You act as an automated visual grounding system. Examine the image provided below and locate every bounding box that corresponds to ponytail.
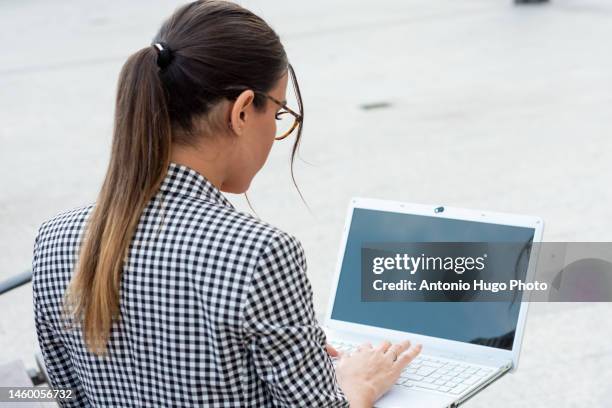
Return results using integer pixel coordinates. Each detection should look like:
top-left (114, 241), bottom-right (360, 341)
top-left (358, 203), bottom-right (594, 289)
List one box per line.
top-left (65, 46), bottom-right (172, 355)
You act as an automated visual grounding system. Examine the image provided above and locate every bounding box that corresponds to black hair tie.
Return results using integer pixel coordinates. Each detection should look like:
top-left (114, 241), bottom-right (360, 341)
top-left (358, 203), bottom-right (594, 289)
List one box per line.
top-left (153, 42), bottom-right (174, 70)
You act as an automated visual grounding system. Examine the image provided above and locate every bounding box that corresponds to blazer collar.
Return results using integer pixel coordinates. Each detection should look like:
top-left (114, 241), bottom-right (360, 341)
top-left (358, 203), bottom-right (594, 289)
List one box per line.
top-left (159, 161), bottom-right (234, 209)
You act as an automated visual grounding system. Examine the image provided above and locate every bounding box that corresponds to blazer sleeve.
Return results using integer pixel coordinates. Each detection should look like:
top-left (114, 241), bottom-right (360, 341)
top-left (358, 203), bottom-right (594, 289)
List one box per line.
top-left (242, 231), bottom-right (349, 407)
top-left (32, 225), bottom-right (89, 407)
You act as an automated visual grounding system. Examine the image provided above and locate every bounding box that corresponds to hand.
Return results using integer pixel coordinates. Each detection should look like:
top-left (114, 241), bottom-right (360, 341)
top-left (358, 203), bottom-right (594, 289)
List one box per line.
top-left (335, 340), bottom-right (422, 408)
top-left (325, 343), bottom-right (340, 358)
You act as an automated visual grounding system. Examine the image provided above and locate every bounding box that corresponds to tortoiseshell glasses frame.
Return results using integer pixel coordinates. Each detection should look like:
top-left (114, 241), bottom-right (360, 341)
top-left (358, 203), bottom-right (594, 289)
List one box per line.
top-left (255, 92), bottom-right (302, 140)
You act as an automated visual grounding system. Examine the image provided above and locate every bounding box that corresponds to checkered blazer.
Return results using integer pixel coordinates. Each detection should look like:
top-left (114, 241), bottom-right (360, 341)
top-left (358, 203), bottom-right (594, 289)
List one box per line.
top-left (32, 162), bottom-right (349, 407)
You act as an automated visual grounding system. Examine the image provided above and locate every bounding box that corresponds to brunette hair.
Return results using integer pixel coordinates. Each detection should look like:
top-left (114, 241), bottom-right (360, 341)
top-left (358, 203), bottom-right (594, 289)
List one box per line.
top-left (65, 0), bottom-right (302, 355)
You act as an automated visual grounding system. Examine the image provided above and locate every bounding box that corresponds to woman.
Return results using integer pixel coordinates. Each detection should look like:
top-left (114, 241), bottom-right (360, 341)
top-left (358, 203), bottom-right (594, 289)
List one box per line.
top-left (32, 1), bottom-right (421, 406)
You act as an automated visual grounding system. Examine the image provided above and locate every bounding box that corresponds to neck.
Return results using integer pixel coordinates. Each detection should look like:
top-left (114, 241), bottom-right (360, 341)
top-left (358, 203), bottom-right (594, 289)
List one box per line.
top-left (169, 143), bottom-right (227, 191)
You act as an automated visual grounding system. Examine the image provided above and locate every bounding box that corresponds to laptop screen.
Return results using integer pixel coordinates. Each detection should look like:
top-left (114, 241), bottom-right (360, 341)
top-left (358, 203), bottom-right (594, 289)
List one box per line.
top-left (330, 207), bottom-right (536, 350)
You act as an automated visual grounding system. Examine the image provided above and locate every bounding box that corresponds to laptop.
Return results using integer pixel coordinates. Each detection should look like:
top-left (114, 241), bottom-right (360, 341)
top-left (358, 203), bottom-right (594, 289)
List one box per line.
top-left (324, 197), bottom-right (544, 407)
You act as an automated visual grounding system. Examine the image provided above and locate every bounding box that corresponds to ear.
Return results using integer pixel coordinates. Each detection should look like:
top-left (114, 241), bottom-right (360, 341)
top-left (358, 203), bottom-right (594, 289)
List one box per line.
top-left (228, 90), bottom-right (255, 136)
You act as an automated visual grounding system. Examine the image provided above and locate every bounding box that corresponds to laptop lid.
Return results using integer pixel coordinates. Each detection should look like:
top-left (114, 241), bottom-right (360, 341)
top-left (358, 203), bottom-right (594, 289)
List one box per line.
top-left (325, 197), bottom-right (544, 370)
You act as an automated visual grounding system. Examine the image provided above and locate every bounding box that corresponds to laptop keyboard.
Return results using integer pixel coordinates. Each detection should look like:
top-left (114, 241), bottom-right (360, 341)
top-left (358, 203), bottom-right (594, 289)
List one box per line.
top-left (331, 340), bottom-right (497, 396)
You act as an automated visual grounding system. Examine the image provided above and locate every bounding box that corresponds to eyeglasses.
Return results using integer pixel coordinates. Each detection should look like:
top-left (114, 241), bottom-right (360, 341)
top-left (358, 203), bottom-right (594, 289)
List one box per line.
top-left (255, 92), bottom-right (302, 140)
top-left (223, 64), bottom-right (303, 141)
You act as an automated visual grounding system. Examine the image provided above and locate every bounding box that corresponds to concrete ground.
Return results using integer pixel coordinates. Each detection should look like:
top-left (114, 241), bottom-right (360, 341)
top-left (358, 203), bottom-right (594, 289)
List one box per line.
top-left (1, 0), bottom-right (611, 406)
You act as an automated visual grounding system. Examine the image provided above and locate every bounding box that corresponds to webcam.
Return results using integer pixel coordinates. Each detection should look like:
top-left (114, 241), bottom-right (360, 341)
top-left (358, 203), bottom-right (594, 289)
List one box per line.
top-left (434, 206), bottom-right (445, 214)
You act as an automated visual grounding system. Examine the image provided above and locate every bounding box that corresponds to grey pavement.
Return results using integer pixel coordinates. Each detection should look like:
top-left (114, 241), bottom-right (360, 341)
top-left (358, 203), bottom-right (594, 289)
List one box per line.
top-left (1, 0), bottom-right (611, 406)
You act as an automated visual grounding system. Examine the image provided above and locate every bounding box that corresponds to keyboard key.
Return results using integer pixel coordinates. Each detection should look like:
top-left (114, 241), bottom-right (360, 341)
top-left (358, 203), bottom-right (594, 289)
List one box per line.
top-left (418, 377), bottom-right (432, 384)
top-left (416, 367), bottom-right (436, 376)
top-left (463, 376), bottom-right (480, 385)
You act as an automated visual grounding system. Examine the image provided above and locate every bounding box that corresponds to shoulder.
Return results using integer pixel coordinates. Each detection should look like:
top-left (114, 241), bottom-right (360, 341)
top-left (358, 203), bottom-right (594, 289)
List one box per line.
top-left (257, 226), bottom-right (306, 270)
top-left (224, 207), bottom-right (305, 266)
top-left (34, 203), bottom-right (95, 251)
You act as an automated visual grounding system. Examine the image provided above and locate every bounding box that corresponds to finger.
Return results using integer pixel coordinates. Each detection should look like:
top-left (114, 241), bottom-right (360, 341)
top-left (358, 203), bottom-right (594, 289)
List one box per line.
top-left (376, 340), bottom-right (392, 353)
top-left (325, 343), bottom-right (339, 357)
top-left (394, 344), bottom-right (423, 370)
top-left (386, 340), bottom-right (411, 361)
top-left (357, 342), bottom-right (373, 351)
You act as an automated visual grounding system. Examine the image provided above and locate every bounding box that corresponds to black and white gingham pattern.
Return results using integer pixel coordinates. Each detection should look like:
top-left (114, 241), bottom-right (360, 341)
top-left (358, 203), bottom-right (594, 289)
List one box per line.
top-left (32, 162), bottom-right (349, 407)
